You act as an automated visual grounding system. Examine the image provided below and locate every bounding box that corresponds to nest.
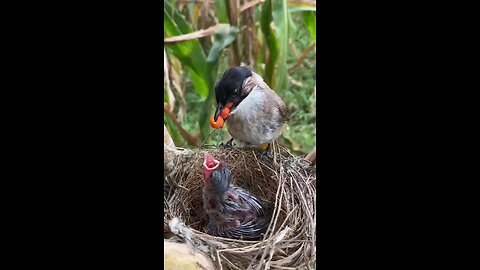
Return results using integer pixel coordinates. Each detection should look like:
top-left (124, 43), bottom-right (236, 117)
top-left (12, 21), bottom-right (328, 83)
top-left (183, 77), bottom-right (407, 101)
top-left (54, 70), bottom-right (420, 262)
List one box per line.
top-left (164, 143), bottom-right (316, 269)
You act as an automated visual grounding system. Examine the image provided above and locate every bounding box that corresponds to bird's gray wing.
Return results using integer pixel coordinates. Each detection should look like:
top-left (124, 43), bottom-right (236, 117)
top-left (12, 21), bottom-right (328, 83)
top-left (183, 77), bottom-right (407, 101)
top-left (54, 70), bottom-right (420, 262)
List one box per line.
top-left (277, 98), bottom-right (289, 122)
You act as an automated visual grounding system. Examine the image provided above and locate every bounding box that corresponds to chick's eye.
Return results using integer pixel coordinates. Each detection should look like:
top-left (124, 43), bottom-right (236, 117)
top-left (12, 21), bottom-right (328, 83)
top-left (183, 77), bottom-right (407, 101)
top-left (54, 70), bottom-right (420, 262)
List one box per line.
top-left (233, 88), bottom-right (239, 93)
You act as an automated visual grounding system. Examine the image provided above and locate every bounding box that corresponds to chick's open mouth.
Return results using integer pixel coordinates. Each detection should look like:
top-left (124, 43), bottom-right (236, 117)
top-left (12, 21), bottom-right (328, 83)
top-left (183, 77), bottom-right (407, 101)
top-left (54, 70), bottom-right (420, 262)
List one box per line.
top-left (204, 153), bottom-right (219, 170)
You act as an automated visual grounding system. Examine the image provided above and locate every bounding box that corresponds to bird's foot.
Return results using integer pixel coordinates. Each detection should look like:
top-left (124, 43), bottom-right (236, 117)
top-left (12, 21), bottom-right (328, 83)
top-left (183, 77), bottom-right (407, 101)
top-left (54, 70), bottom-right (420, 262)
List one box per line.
top-left (226, 138), bottom-right (235, 148)
top-left (258, 143), bottom-right (273, 158)
top-left (219, 138), bottom-right (235, 148)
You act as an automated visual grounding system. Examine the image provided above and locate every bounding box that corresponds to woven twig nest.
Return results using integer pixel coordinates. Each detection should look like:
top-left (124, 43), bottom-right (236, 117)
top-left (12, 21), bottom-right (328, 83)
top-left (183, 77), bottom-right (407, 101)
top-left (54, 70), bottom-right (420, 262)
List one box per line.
top-left (164, 143), bottom-right (316, 269)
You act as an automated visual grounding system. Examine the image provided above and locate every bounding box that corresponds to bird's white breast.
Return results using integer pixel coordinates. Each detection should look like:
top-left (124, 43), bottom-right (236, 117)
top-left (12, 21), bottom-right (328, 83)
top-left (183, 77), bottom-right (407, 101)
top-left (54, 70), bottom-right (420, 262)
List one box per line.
top-left (226, 86), bottom-right (283, 147)
top-left (230, 86), bottom-right (263, 117)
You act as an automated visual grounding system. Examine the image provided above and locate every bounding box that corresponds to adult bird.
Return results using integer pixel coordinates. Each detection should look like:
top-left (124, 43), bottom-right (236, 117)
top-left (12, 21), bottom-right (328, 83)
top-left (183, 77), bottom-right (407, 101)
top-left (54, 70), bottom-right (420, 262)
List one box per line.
top-left (202, 152), bottom-right (272, 240)
top-left (212, 66), bottom-right (289, 152)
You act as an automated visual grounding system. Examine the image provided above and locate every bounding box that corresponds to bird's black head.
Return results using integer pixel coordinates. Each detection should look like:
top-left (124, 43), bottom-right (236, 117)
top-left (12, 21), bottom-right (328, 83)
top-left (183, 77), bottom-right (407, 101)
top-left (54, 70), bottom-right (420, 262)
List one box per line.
top-left (213, 66), bottom-right (252, 121)
top-left (209, 166), bottom-right (232, 194)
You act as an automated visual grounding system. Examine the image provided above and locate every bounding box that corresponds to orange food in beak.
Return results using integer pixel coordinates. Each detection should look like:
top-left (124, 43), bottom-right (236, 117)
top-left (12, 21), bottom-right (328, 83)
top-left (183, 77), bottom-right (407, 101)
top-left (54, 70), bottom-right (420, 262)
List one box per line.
top-left (210, 115), bottom-right (224, 129)
top-left (220, 103), bottom-right (234, 120)
top-left (210, 103), bottom-right (233, 129)
top-left (220, 106), bottom-right (230, 119)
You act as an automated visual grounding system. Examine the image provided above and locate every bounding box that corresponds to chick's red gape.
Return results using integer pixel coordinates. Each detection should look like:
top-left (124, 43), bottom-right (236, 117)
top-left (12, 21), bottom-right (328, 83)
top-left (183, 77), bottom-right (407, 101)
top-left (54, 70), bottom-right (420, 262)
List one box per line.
top-left (203, 153), bottom-right (219, 181)
top-left (203, 153), bottom-right (219, 170)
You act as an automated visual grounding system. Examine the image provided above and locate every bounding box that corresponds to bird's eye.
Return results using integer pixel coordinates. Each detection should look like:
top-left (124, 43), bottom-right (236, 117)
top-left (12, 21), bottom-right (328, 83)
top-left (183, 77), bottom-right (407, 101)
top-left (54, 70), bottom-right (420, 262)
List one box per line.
top-left (233, 88), bottom-right (239, 93)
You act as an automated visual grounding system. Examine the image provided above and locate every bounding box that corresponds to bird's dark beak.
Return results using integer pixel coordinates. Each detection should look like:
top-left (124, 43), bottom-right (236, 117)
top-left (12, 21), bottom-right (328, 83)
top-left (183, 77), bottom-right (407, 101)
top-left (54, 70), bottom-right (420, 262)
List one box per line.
top-left (214, 103), bottom-right (224, 122)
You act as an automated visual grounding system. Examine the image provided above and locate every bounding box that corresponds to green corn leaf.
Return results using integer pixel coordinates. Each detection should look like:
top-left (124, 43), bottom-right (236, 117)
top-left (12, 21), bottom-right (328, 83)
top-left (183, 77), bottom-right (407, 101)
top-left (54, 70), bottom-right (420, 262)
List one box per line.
top-left (260, 0), bottom-right (279, 88)
top-left (164, 83), bottom-right (170, 103)
top-left (301, 11), bottom-right (316, 42)
top-left (164, 1), bottom-right (209, 97)
top-left (214, 0), bottom-right (229, 23)
top-left (168, 0), bottom-right (175, 17)
top-left (288, 11), bottom-right (297, 35)
top-left (199, 25), bottom-right (240, 137)
top-left (206, 26), bottom-right (240, 64)
top-left (187, 3), bottom-right (196, 29)
top-left (164, 1), bottom-right (195, 37)
top-left (288, 6), bottom-right (316, 12)
top-left (272, 0), bottom-right (289, 91)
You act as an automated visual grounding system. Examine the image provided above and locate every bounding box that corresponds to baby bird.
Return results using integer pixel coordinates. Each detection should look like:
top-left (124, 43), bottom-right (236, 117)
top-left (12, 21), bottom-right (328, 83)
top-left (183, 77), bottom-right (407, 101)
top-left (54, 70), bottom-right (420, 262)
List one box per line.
top-left (202, 152), bottom-right (272, 240)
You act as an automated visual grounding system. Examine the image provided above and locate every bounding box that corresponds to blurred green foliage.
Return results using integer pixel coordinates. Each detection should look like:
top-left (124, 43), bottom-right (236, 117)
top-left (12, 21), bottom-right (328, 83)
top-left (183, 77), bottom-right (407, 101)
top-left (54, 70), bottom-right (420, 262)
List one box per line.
top-left (164, 0), bottom-right (316, 156)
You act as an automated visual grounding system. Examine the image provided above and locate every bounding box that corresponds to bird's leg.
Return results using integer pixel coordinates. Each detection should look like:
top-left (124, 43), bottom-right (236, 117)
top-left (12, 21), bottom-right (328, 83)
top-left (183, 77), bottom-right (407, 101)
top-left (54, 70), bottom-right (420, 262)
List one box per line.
top-left (258, 143), bottom-right (269, 151)
top-left (220, 137), bottom-right (235, 148)
top-left (258, 143), bottom-right (273, 157)
top-left (225, 137), bottom-right (235, 148)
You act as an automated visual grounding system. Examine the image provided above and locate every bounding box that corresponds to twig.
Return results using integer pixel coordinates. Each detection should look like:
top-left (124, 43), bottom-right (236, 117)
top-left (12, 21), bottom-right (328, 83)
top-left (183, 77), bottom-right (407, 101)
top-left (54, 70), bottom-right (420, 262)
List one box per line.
top-left (305, 147), bottom-right (316, 165)
top-left (226, 0), bottom-right (241, 66)
top-left (288, 0), bottom-right (316, 8)
top-left (200, 0), bottom-right (209, 30)
top-left (164, 104), bottom-right (200, 146)
top-left (164, 124), bottom-right (176, 148)
top-left (164, 49), bottom-right (175, 111)
top-left (164, 24), bottom-right (228, 43)
top-left (198, 129), bottom-right (217, 149)
top-left (169, 63), bottom-right (187, 121)
top-left (288, 43), bottom-right (316, 73)
top-left (240, 0), bottom-right (263, 13)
